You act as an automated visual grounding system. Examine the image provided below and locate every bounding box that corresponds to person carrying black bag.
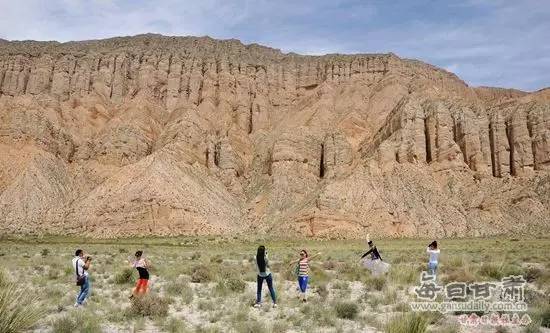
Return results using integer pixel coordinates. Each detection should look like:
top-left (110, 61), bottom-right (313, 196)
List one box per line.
top-left (72, 249), bottom-right (92, 307)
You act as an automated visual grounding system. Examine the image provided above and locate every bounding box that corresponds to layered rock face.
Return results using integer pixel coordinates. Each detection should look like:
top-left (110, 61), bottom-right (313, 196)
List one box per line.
top-left (1, 34), bottom-right (549, 237)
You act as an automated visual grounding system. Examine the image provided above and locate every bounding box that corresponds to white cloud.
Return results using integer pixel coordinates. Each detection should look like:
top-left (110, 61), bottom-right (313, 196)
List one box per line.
top-left (0, 0), bottom-right (547, 91)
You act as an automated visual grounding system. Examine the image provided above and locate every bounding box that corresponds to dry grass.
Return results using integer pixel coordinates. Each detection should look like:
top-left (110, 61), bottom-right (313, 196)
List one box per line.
top-left (0, 237), bottom-right (548, 332)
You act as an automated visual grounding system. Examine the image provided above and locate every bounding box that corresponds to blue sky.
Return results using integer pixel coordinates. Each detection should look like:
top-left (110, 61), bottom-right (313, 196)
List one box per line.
top-left (0, 0), bottom-right (548, 91)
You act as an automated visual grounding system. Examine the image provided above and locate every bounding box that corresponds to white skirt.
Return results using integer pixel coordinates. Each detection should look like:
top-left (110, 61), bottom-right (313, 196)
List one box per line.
top-left (362, 258), bottom-right (390, 276)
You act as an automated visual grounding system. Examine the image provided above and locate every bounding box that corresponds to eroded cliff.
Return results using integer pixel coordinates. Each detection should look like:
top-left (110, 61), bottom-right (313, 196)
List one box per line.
top-left (1, 34), bottom-right (549, 237)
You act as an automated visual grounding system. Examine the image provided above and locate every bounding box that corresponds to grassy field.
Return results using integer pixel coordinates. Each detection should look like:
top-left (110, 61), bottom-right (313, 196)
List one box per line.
top-left (0, 236), bottom-right (549, 333)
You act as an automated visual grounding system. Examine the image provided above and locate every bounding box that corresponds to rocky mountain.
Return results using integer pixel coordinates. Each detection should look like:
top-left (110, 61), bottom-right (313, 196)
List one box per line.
top-left (1, 34), bottom-right (549, 238)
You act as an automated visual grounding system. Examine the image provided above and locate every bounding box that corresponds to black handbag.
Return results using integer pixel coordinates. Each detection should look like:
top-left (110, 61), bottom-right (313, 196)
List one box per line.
top-left (75, 259), bottom-right (85, 286)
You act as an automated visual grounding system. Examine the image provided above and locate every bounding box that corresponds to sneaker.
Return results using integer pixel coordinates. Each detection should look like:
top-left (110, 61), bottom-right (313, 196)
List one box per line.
top-left (272, 303), bottom-right (278, 308)
top-left (73, 303), bottom-right (80, 308)
top-left (253, 303), bottom-right (261, 308)
top-left (302, 298), bottom-right (307, 303)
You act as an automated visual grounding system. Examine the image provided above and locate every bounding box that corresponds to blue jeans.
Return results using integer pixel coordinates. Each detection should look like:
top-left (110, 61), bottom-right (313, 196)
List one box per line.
top-left (298, 276), bottom-right (309, 293)
top-left (76, 276), bottom-right (90, 305)
top-left (256, 274), bottom-right (276, 304)
top-left (428, 261), bottom-right (438, 276)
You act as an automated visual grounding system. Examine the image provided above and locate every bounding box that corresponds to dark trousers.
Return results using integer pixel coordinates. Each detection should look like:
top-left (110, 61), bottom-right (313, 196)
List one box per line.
top-left (256, 274), bottom-right (276, 303)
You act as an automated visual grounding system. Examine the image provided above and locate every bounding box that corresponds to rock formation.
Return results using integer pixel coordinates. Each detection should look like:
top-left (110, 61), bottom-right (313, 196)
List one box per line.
top-left (0, 34), bottom-right (549, 238)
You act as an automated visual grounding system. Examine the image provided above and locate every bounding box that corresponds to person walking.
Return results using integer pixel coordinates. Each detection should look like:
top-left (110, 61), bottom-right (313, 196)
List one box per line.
top-left (254, 245), bottom-right (277, 308)
top-left (72, 249), bottom-right (92, 307)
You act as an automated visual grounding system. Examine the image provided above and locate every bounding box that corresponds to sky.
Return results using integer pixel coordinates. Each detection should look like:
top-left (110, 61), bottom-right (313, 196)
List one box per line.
top-left (0, 0), bottom-right (548, 91)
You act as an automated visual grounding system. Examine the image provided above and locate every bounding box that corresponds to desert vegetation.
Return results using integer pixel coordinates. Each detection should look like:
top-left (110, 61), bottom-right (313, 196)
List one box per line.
top-left (0, 237), bottom-right (548, 332)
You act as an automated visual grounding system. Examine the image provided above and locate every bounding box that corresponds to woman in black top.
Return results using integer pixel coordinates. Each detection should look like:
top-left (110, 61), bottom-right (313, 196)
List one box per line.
top-left (129, 250), bottom-right (150, 297)
top-left (360, 234), bottom-right (390, 276)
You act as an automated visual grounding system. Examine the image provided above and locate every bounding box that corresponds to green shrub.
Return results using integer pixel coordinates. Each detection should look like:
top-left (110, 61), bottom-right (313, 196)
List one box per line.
top-left (47, 268), bottom-right (60, 280)
top-left (525, 266), bottom-right (543, 282)
top-left (337, 262), bottom-right (363, 281)
top-left (191, 265), bottom-right (213, 283)
top-left (233, 319), bottom-right (266, 333)
top-left (385, 312), bottom-right (429, 333)
top-left (51, 316), bottom-right (77, 333)
top-left (210, 254), bottom-right (223, 264)
top-left (322, 260), bottom-right (337, 270)
top-left (334, 302), bottom-right (358, 320)
top-left (0, 283), bottom-right (45, 333)
top-left (478, 263), bottom-right (503, 280)
top-left (364, 275), bottom-right (386, 291)
top-left (533, 305), bottom-right (550, 328)
top-left (220, 277), bottom-right (246, 293)
top-left (41, 248), bottom-right (50, 257)
top-left (165, 279), bottom-right (194, 304)
top-left (129, 294), bottom-right (169, 317)
top-left (115, 268), bottom-right (135, 284)
top-left (51, 312), bottom-right (102, 333)
top-left (495, 326), bottom-right (509, 333)
top-left (271, 321), bottom-right (290, 333)
top-left (162, 317), bottom-right (188, 333)
top-left (389, 265), bottom-right (417, 285)
top-left (522, 321), bottom-right (542, 333)
top-left (316, 282), bottom-right (329, 299)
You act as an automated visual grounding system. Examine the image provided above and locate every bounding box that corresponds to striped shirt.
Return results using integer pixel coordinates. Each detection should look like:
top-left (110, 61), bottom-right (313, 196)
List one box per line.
top-left (298, 258), bottom-right (309, 277)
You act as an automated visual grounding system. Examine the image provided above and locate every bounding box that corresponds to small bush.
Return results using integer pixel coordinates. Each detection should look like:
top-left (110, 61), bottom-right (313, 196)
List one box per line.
top-left (334, 302), bottom-right (358, 320)
top-left (47, 268), bottom-right (60, 280)
top-left (220, 277), bottom-right (246, 293)
top-left (385, 312), bottom-right (430, 333)
top-left (165, 279), bottom-right (194, 304)
top-left (51, 312), bottom-right (102, 333)
top-left (210, 254), bottom-right (223, 264)
top-left (115, 268), bottom-right (135, 284)
top-left (51, 316), bottom-right (77, 333)
top-left (191, 265), bottom-right (213, 283)
top-left (233, 319), bottom-right (266, 333)
top-left (389, 265), bottom-right (417, 285)
top-left (316, 282), bottom-right (329, 299)
top-left (533, 305), bottom-right (550, 328)
top-left (523, 321), bottom-right (542, 333)
top-left (442, 266), bottom-right (475, 283)
top-left (41, 248), bottom-right (50, 257)
top-left (271, 321), bottom-right (290, 333)
top-left (0, 283), bottom-right (45, 333)
top-left (495, 326), bottom-right (509, 333)
top-left (332, 280), bottom-right (349, 290)
top-left (337, 262), bottom-right (363, 281)
top-left (364, 276), bottom-right (386, 291)
top-left (322, 260), bottom-right (337, 270)
top-left (129, 294), bottom-right (169, 317)
top-left (162, 317), bottom-right (188, 333)
top-left (478, 263), bottom-right (503, 280)
top-left (525, 266), bottom-right (543, 282)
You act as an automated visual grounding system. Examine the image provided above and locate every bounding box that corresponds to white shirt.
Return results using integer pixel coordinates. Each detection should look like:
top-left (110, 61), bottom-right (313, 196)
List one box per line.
top-left (72, 257), bottom-right (88, 277)
top-left (133, 258), bottom-right (146, 268)
top-left (427, 248), bottom-right (440, 263)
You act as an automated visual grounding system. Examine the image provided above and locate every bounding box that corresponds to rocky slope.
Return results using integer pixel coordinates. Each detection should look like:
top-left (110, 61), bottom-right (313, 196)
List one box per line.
top-left (1, 34), bottom-right (549, 238)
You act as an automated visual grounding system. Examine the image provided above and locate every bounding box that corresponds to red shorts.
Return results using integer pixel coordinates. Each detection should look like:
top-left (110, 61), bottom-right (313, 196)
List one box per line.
top-left (133, 278), bottom-right (149, 294)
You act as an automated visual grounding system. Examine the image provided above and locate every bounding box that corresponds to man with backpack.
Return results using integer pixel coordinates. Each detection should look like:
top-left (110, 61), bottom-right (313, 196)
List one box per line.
top-left (72, 249), bottom-right (92, 307)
